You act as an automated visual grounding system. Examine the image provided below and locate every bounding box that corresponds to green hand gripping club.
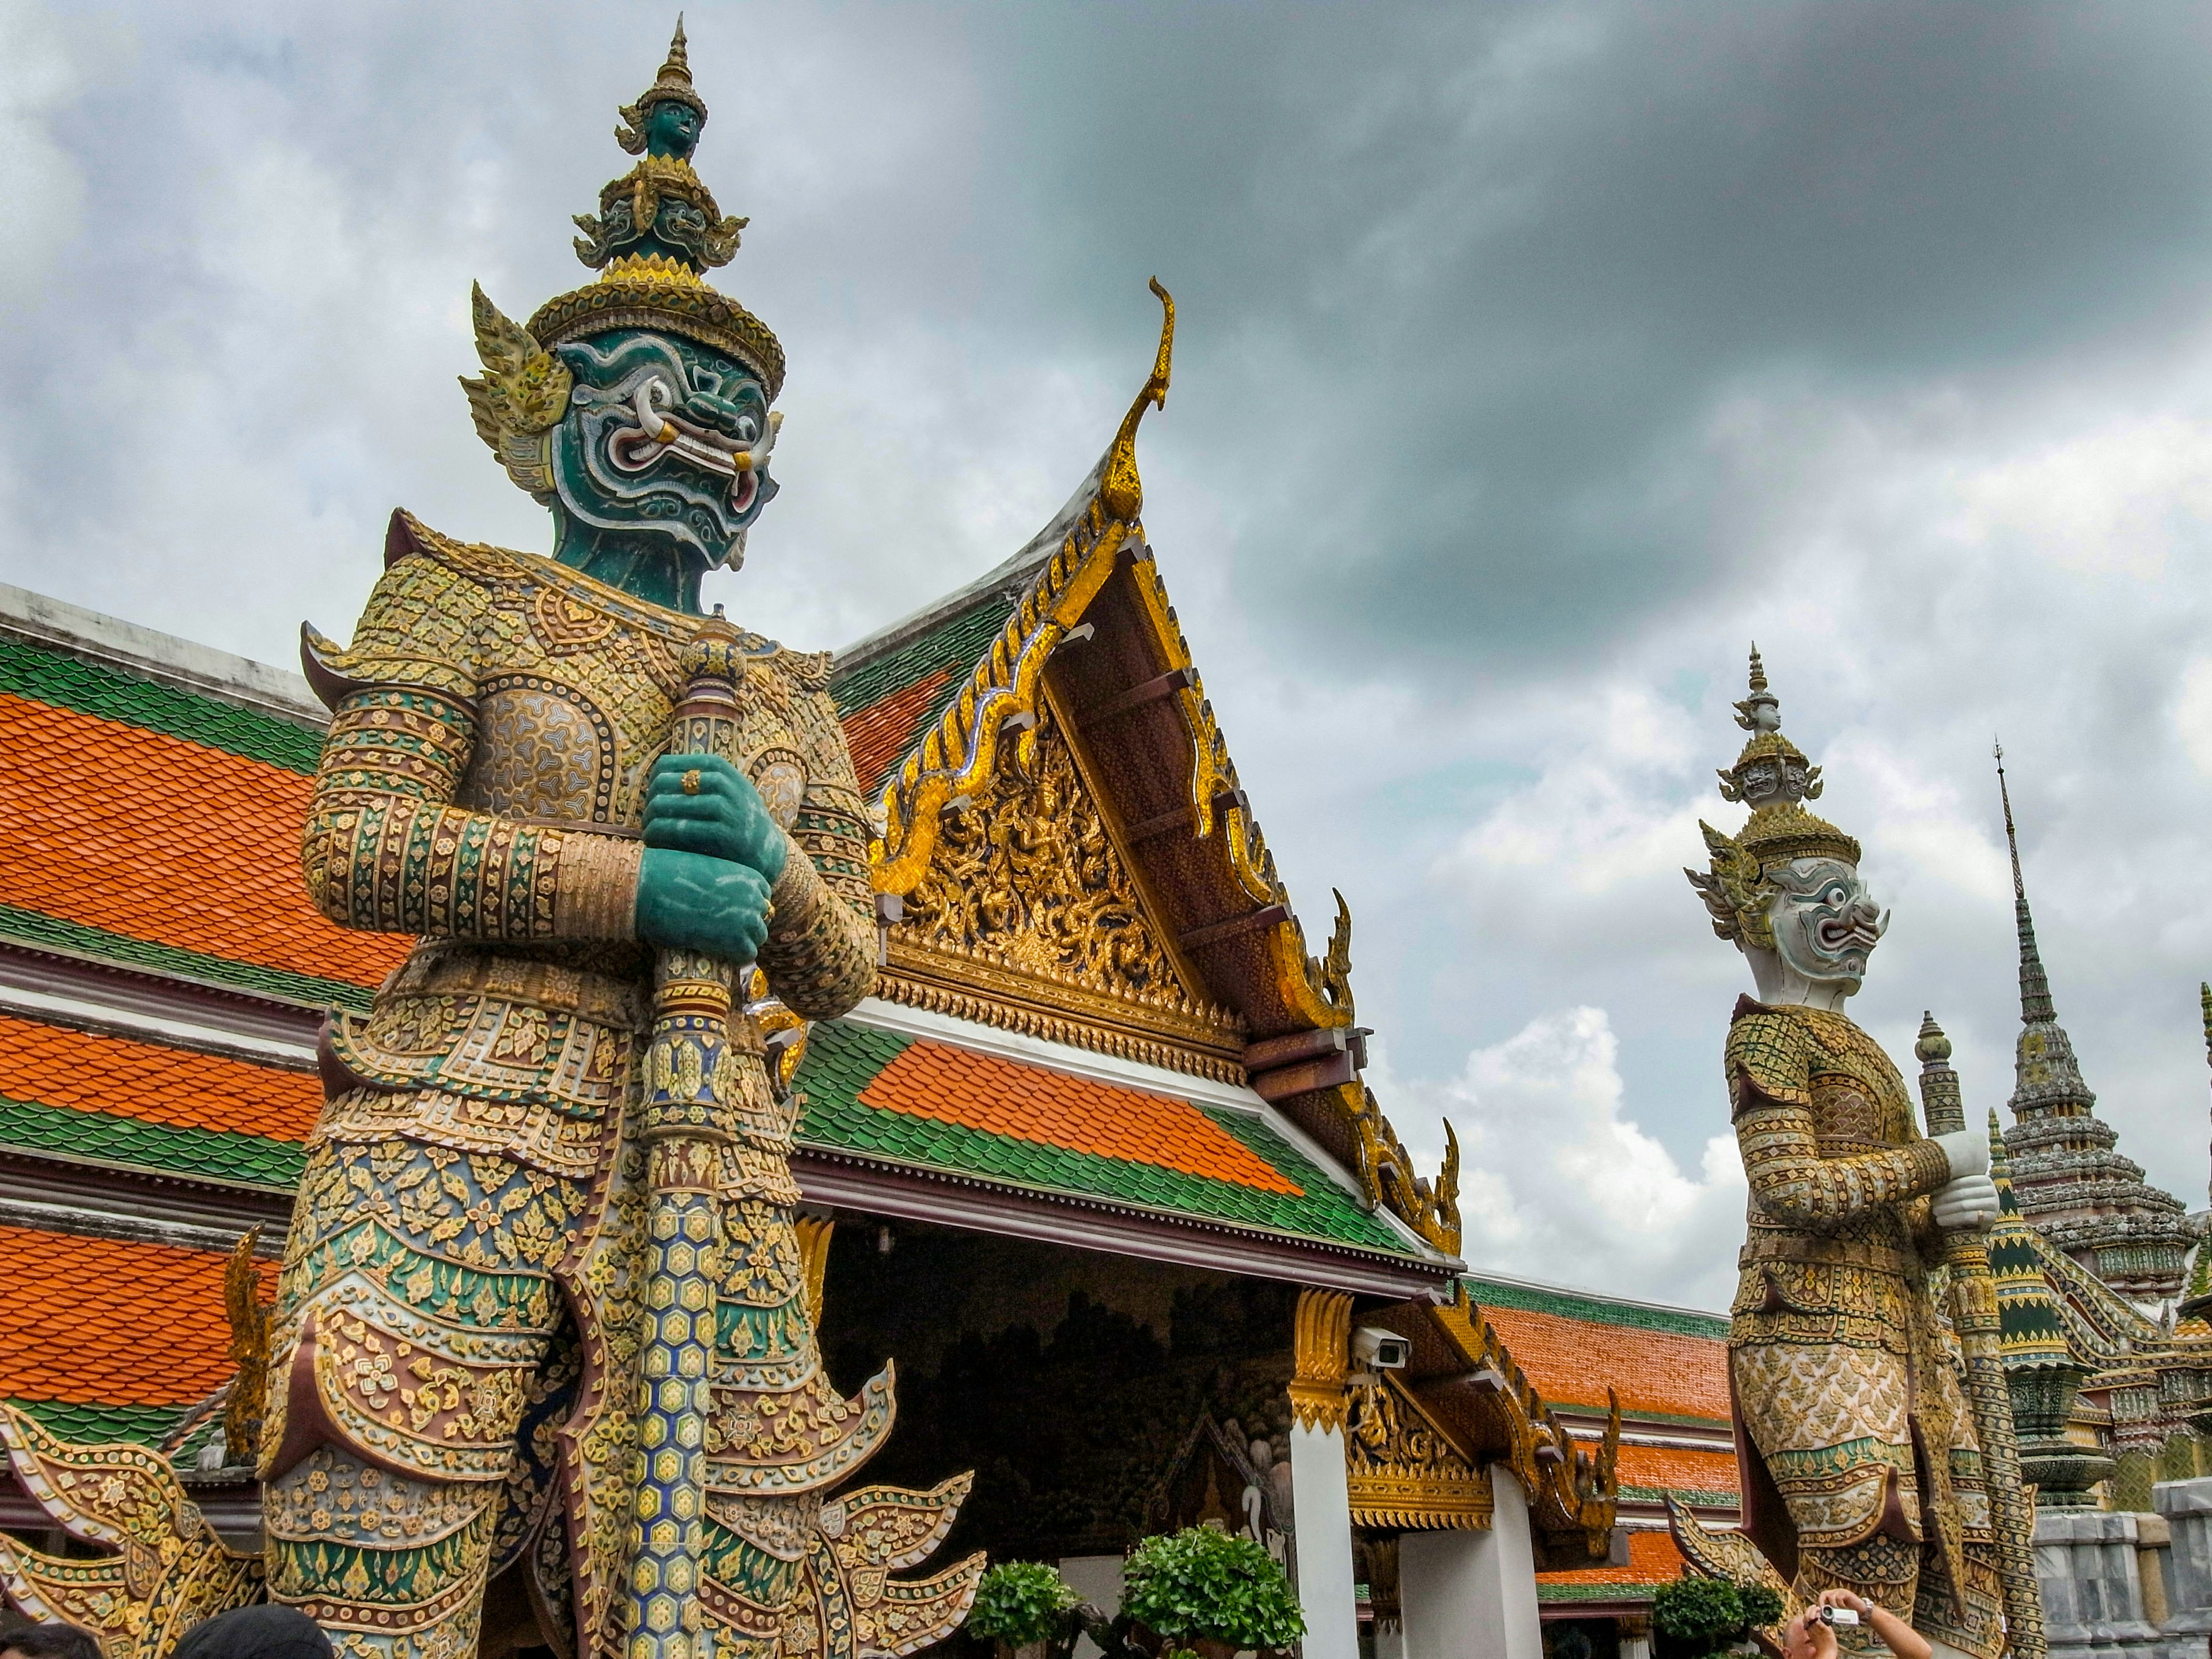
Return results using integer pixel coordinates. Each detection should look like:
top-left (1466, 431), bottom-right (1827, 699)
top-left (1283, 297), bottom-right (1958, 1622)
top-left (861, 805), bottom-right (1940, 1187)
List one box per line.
top-left (626, 608), bottom-right (753, 1659)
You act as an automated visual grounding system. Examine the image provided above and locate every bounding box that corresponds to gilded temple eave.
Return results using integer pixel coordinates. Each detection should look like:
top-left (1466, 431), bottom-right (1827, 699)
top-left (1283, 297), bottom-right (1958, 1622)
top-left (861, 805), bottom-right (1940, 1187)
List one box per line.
top-left (835, 284), bottom-right (1461, 1256)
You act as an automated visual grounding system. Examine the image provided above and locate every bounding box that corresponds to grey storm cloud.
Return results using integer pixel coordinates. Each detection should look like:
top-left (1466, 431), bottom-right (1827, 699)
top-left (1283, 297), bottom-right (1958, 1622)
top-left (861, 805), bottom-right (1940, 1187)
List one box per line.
top-left (9, 0), bottom-right (2212, 1305)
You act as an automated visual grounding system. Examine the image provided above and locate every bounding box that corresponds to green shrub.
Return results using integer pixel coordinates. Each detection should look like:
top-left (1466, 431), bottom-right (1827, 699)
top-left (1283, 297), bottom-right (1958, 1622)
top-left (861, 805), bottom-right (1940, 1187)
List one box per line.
top-left (1119, 1527), bottom-right (1306, 1652)
top-left (1736, 1585), bottom-right (1783, 1632)
top-left (1652, 1576), bottom-right (1773, 1659)
top-left (968, 1561), bottom-right (1082, 1648)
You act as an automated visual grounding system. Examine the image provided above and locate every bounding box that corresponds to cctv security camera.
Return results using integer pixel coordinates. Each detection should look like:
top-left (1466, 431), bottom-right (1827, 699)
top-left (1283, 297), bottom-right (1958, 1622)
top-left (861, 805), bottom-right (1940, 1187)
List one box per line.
top-left (1351, 1327), bottom-right (1410, 1370)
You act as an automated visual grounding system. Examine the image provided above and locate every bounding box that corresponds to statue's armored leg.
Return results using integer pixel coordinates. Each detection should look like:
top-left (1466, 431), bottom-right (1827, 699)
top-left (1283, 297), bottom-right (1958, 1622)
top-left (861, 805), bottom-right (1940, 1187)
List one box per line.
top-left (260, 1130), bottom-right (604, 1659)
top-left (1800, 1533), bottom-right (1923, 1650)
top-left (1732, 1340), bottom-right (1922, 1630)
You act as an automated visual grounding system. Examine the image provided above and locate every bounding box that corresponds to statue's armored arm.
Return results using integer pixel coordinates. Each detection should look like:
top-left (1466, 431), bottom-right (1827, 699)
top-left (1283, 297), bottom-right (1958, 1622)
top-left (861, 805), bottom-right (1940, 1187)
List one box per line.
top-left (1728, 1008), bottom-right (1950, 1228)
top-left (300, 554), bottom-right (643, 942)
top-left (755, 686), bottom-right (878, 1017)
top-left (1735, 1100), bottom-right (1952, 1228)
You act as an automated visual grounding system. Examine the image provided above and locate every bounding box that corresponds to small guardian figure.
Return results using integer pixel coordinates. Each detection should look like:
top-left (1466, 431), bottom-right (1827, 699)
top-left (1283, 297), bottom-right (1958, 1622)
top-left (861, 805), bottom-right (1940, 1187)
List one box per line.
top-left (1681, 651), bottom-right (2009, 1658)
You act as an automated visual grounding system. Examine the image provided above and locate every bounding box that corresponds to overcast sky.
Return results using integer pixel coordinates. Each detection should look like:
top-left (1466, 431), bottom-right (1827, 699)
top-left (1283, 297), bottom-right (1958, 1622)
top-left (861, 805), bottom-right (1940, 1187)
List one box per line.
top-left (10, 1), bottom-right (2212, 1310)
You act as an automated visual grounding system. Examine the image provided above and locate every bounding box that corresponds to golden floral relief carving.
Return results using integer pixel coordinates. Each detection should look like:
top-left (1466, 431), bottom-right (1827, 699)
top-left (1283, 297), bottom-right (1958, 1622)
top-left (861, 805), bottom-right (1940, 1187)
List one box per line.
top-left (899, 706), bottom-right (1199, 1015)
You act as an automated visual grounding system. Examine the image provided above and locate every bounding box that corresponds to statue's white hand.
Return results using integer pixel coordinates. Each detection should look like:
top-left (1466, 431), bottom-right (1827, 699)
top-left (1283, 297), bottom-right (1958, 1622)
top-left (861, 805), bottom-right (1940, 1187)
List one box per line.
top-left (1933, 1172), bottom-right (2001, 1230)
top-left (1932, 1127), bottom-right (1991, 1179)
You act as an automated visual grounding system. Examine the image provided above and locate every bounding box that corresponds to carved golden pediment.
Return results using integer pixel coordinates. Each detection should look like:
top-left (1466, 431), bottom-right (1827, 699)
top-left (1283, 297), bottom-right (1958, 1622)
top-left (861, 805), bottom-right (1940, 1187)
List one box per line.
top-left (882, 700), bottom-right (1247, 1078)
top-left (1344, 1372), bottom-right (1493, 1531)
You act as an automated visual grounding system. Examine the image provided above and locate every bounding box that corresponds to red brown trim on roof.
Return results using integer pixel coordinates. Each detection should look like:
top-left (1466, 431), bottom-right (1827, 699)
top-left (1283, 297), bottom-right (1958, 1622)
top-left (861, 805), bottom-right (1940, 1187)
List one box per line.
top-left (1, 1146), bottom-right (294, 1237)
top-left (0, 935), bottom-right (325, 1054)
top-left (791, 1145), bottom-right (1457, 1298)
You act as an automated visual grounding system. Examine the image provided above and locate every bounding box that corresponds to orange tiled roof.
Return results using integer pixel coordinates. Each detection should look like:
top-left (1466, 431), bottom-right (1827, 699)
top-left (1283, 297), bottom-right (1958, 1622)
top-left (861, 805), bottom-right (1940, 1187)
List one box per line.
top-left (1543, 1527), bottom-right (1688, 1589)
top-left (859, 1040), bottom-right (1302, 1195)
top-left (0, 1226), bottom-right (274, 1407)
top-left (0, 1012), bottom-right (323, 1142)
top-left (1482, 1303), bottom-right (1730, 1422)
top-left (0, 691), bottom-right (410, 989)
top-left (1616, 1441), bottom-right (1739, 1494)
top-left (843, 667), bottom-right (954, 796)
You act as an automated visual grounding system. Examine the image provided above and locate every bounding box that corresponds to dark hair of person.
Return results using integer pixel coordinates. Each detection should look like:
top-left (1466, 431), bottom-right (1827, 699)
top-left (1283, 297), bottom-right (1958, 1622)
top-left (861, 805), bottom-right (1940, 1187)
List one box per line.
top-left (171, 1605), bottom-right (335, 1659)
top-left (0, 1624), bottom-right (104, 1659)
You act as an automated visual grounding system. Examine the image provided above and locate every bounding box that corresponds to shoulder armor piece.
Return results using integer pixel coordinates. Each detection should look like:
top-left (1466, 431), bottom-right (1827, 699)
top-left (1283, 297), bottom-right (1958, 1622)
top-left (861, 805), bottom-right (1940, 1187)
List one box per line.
top-left (1725, 997), bottom-right (1816, 1114)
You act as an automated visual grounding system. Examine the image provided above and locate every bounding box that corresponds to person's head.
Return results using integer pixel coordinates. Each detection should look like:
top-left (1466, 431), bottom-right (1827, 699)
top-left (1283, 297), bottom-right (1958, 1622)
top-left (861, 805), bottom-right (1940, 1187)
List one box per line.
top-left (1780, 1608), bottom-right (1839, 1659)
top-left (171, 1605), bottom-right (334, 1659)
top-left (0, 1622), bottom-right (103, 1659)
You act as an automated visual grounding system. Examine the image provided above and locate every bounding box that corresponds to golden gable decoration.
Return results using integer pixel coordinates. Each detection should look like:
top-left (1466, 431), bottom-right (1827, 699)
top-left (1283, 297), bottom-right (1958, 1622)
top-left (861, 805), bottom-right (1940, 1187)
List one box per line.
top-left (885, 700), bottom-right (1247, 1081)
top-left (1344, 1373), bottom-right (1494, 1531)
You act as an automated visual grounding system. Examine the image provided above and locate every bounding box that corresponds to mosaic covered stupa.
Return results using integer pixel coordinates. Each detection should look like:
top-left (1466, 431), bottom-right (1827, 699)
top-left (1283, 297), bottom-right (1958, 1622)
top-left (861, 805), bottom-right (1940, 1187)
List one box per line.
top-left (1995, 750), bottom-right (2199, 1310)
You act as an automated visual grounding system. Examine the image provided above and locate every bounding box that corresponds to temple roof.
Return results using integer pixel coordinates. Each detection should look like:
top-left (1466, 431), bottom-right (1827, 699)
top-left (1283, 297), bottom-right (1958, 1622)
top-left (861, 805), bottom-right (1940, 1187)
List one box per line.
top-left (0, 436), bottom-right (1459, 1447)
top-left (0, 1227), bottom-right (272, 1441)
top-left (1459, 1275), bottom-right (1740, 1609)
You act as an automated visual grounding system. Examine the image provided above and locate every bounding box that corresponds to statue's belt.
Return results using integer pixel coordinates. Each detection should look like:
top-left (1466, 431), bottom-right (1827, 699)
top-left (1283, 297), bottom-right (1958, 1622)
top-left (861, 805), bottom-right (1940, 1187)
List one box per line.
top-left (1738, 1236), bottom-right (1920, 1276)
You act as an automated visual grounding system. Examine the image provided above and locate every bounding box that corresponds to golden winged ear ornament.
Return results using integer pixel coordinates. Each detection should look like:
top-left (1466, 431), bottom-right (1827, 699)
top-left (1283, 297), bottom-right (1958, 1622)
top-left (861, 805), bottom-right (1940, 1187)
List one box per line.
top-left (458, 283), bottom-right (573, 497)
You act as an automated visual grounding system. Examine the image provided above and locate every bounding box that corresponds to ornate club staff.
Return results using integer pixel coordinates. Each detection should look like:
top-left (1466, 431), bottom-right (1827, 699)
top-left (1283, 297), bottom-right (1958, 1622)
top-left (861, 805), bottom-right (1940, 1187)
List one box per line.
top-left (1915, 1015), bottom-right (2045, 1659)
top-left (626, 609), bottom-right (752, 1659)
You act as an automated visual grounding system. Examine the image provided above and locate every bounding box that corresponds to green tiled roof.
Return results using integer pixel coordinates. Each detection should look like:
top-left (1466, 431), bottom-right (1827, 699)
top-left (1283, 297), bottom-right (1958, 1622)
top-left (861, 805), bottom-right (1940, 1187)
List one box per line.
top-left (0, 902), bottom-right (372, 1013)
top-left (0, 1094), bottom-right (303, 1190)
top-left (1539, 1582), bottom-right (1660, 1603)
top-left (1618, 1484), bottom-right (1738, 1508)
top-left (0, 634), bottom-right (323, 774)
top-left (830, 589), bottom-right (1022, 719)
top-left (12, 1397), bottom-right (186, 1447)
top-left (1465, 1274), bottom-right (1730, 1340)
top-left (793, 1020), bottom-right (1413, 1255)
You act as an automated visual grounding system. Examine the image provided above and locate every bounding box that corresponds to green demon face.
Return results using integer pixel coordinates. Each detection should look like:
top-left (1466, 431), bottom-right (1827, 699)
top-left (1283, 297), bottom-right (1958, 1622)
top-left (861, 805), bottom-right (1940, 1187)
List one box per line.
top-left (645, 99), bottom-right (701, 159)
top-left (548, 328), bottom-right (780, 577)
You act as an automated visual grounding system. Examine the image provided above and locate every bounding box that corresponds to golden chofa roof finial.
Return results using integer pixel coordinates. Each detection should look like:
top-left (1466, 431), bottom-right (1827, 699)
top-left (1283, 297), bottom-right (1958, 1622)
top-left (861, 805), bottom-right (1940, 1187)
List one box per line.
top-left (1099, 277), bottom-right (1176, 523)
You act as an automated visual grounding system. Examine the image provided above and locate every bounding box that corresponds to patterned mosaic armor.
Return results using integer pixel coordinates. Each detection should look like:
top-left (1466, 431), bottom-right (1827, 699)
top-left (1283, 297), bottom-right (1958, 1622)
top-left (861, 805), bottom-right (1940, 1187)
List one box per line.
top-left (262, 516), bottom-right (882, 1659)
top-left (1725, 998), bottom-right (2002, 1647)
top-left (1683, 651), bottom-right (2016, 1659)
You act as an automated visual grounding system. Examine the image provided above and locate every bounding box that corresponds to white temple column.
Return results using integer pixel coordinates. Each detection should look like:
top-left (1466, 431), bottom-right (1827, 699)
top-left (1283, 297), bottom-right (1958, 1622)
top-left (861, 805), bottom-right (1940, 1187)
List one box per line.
top-left (1290, 1419), bottom-right (1361, 1659)
top-left (1287, 1290), bottom-right (1361, 1659)
top-left (1398, 1467), bottom-right (1543, 1659)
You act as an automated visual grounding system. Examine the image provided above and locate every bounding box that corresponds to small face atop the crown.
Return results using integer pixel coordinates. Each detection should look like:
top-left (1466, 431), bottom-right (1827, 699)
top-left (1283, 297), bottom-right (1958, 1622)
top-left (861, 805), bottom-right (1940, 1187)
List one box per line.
top-left (642, 99), bottom-right (702, 161)
top-left (1686, 646), bottom-right (1868, 963)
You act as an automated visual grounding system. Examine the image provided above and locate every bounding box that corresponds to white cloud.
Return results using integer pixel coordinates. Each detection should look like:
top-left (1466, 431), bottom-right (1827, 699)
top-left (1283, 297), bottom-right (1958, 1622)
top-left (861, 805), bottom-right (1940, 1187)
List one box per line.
top-left (2174, 657), bottom-right (2212, 779)
top-left (0, 0), bottom-right (86, 304)
top-left (1376, 1007), bottom-right (1746, 1312)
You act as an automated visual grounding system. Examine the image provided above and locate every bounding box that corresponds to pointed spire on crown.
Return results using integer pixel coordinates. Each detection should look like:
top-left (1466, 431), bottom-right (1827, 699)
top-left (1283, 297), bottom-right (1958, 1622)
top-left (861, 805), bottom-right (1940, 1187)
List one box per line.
top-left (523, 21), bottom-right (783, 398)
top-left (618, 17), bottom-right (709, 151)
top-left (1710, 645), bottom-right (1858, 868)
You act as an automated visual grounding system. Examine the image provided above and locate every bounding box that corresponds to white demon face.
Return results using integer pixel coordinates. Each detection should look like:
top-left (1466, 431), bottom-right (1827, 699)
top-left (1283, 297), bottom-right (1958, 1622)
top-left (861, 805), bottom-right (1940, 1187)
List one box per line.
top-left (1764, 857), bottom-right (1887, 996)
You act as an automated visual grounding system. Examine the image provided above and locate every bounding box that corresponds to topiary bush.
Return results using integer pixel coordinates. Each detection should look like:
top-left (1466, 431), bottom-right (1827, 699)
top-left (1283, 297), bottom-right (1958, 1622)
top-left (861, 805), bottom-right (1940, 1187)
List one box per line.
top-left (1118, 1527), bottom-right (1306, 1656)
top-left (1652, 1576), bottom-right (1781, 1659)
top-left (968, 1562), bottom-right (1084, 1652)
top-left (1736, 1585), bottom-right (1783, 1633)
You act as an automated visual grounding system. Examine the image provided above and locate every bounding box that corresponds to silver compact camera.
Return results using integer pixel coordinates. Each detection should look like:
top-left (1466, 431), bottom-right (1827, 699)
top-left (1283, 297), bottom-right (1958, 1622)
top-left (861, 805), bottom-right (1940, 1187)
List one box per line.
top-left (1818, 1608), bottom-right (1861, 1628)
